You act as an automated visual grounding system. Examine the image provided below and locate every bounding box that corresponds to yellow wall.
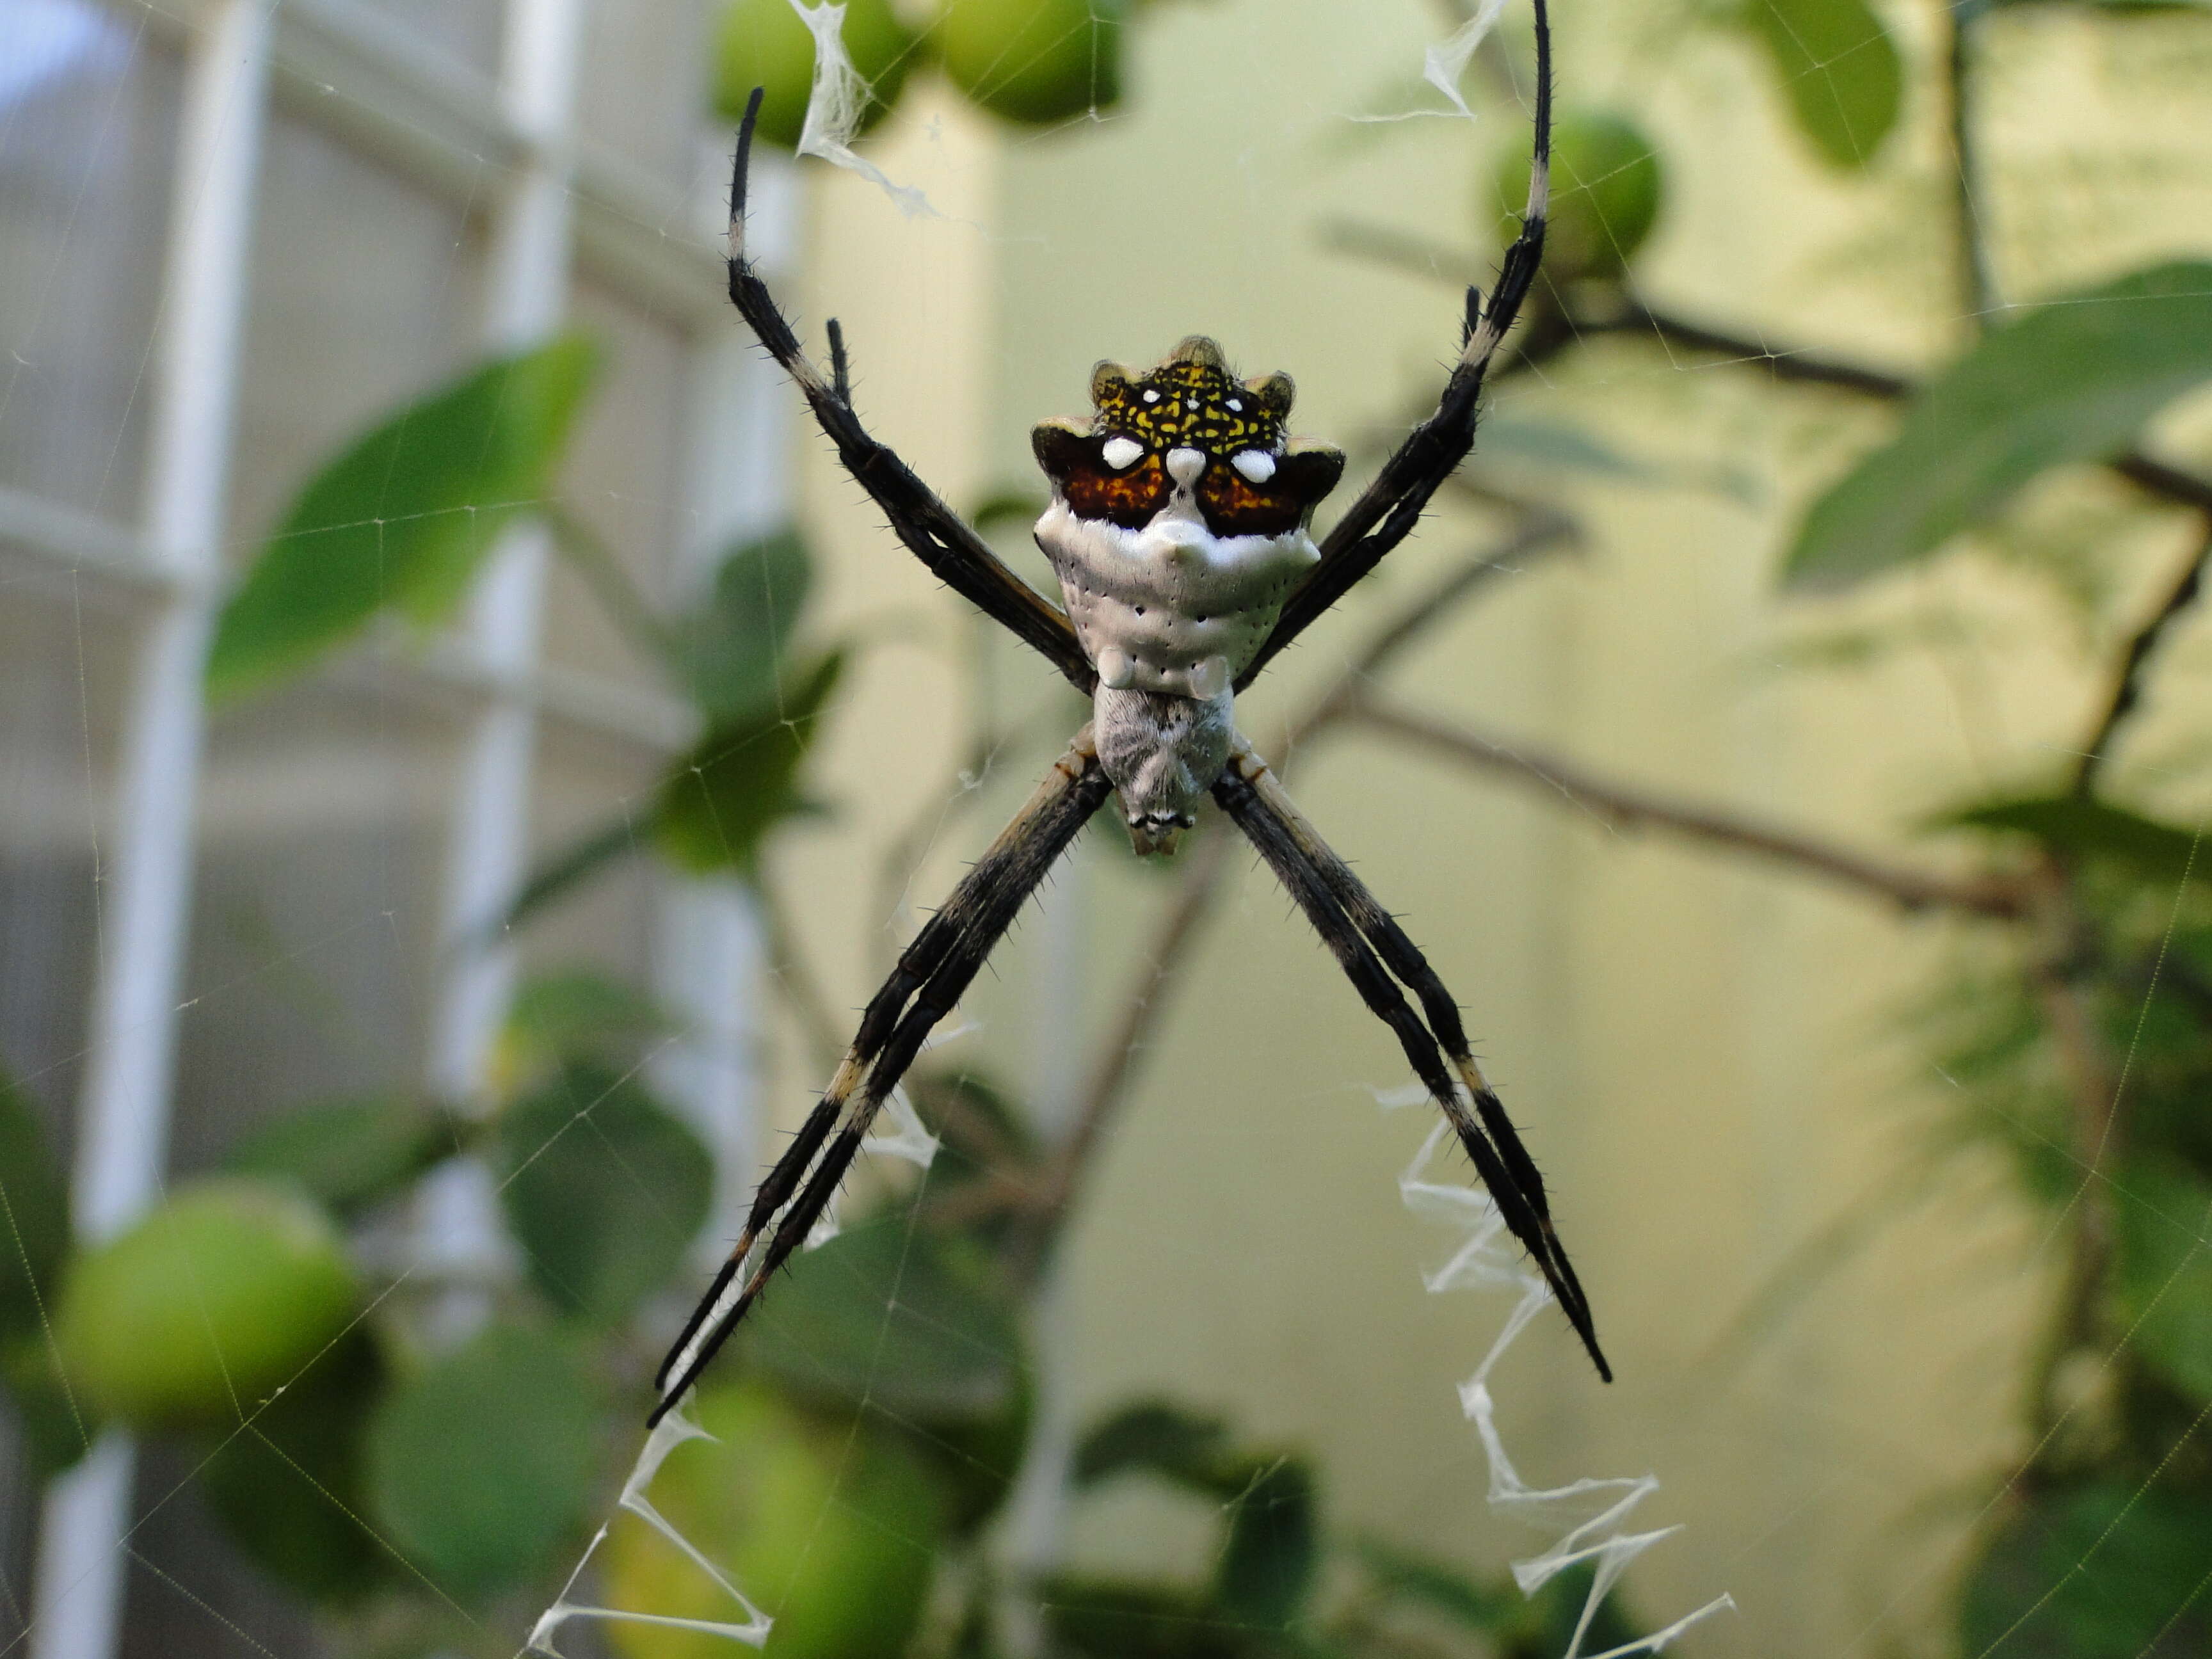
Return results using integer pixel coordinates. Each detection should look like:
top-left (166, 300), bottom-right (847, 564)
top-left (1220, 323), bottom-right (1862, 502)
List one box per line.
top-left (769, 3), bottom-right (2212, 1651)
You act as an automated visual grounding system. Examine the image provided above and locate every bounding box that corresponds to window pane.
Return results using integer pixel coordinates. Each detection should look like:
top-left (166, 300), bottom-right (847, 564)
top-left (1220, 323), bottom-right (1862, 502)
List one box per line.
top-left (353, 0), bottom-right (503, 79)
top-left (579, 0), bottom-right (715, 184)
top-left (0, 0), bottom-right (179, 524)
top-left (173, 681), bottom-right (458, 1170)
top-left (228, 108), bottom-right (486, 554)
top-left (0, 578), bottom-right (131, 1155)
top-left (521, 717), bottom-right (661, 986)
top-left (543, 281), bottom-right (691, 691)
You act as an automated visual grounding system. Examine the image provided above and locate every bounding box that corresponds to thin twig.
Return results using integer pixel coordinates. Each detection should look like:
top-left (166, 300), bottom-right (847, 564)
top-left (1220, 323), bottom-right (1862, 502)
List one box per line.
top-left (1614, 303), bottom-right (1913, 400)
top-left (1944, 1), bottom-right (2001, 328)
top-left (2111, 454), bottom-right (2212, 520)
top-left (1349, 693), bottom-right (2030, 918)
top-left (543, 502), bottom-right (676, 664)
top-left (2073, 524), bottom-right (2212, 794)
top-left (1343, 511), bottom-right (1580, 688)
top-left (2023, 876), bottom-right (2122, 1443)
top-left (1013, 826), bottom-right (1235, 1264)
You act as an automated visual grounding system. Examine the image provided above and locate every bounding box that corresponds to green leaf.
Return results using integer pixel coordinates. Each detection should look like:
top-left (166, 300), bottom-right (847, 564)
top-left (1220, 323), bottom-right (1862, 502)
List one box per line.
top-left (1354, 1538), bottom-right (1520, 1630)
top-left (2113, 1160), bottom-right (2212, 1400)
top-left (1786, 262), bottom-right (2212, 589)
top-left (1356, 1545), bottom-right (1640, 1654)
top-left (668, 529), bottom-right (813, 723)
top-left (1962, 1484), bottom-right (2212, 1656)
top-left (1071, 1402), bottom-right (1317, 1630)
top-left (496, 1063), bottom-right (712, 1325)
top-left (1, 1336), bottom-right (98, 1484)
top-left (737, 1215), bottom-right (1025, 1423)
top-left (1215, 1457), bottom-right (1318, 1631)
top-left (1994, 0), bottom-right (2211, 10)
top-left (906, 1069), bottom-right (1040, 1200)
top-left (501, 972), bottom-right (669, 1073)
top-left (1073, 1400), bottom-right (1232, 1491)
top-left (364, 1322), bottom-right (602, 1600)
top-left (655, 650), bottom-right (844, 878)
top-left (199, 1326), bottom-right (392, 1603)
top-left (971, 492), bottom-right (1048, 535)
top-left (223, 1097), bottom-right (448, 1217)
top-left (1036, 1578), bottom-right (1235, 1659)
top-left (1938, 794), bottom-right (2208, 887)
top-left (1526, 1562), bottom-right (1644, 1659)
top-left (0, 1069), bottom-right (70, 1349)
top-left (208, 335), bottom-right (598, 701)
top-left (1740, 0), bottom-right (1901, 169)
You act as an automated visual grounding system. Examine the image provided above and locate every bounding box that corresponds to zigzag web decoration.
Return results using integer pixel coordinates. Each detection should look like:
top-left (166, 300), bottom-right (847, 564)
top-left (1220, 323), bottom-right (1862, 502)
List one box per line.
top-left (527, 1054), bottom-right (945, 1653)
top-left (1393, 1098), bottom-right (1736, 1657)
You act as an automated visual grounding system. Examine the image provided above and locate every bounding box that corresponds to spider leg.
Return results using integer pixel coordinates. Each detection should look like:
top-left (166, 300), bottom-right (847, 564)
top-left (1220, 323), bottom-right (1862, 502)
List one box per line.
top-left (1236, 0), bottom-right (1551, 692)
top-left (724, 90), bottom-right (1094, 694)
top-left (1212, 736), bottom-right (1609, 1382)
top-left (651, 730), bottom-right (1113, 1423)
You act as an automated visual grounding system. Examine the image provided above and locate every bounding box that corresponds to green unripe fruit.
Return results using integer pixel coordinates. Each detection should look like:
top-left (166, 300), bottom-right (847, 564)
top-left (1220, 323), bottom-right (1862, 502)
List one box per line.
top-left (714, 0), bottom-right (918, 150)
top-left (55, 1180), bottom-right (357, 1432)
top-left (1491, 109), bottom-right (1663, 284)
top-left (934, 0), bottom-right (1126, 127)
top-left (605, 1382), bottom-right (944, 1659)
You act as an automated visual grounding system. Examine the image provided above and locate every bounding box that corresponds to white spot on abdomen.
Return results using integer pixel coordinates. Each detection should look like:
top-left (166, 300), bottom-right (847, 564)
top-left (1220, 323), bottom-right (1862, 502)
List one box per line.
top-left (1232, 450), bottom-right (1276, 484)
top-left (1101, 436), bottom-right (1142, 470)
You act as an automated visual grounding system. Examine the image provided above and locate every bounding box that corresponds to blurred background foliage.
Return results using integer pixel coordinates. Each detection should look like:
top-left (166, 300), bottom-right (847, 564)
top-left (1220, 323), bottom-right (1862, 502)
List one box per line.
top-left (6, 0), bottom-right (2212, 1651)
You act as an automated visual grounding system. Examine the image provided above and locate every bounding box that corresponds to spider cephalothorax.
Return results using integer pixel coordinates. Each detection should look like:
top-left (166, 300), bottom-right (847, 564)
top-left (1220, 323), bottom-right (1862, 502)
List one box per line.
top-left (1030, 337), bottom-right (1346, 853)
top-left (652, 0), bottom-right (1607, 1431)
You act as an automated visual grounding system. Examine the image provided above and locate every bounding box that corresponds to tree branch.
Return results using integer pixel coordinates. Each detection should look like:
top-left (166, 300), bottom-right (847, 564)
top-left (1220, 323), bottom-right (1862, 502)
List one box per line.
top-left (2111, 453), bottom-right (2212, 518)
top-left (1322, 219), bottom-right (2212, 524)
top-left (1601, 303), bottom-right (2212, 523)
top-left (1349, 693), bottom-right (2030, 919)
top-left (1610, 302), bottom-right (1912, 399)
top-left (2073, 524), bottom-right (2212, 795)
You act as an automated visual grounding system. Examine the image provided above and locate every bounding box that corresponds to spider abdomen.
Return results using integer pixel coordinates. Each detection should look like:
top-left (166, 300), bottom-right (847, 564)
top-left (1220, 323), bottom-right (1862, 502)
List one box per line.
top-left (1027, 336), bottom-right (1348, 853)
top-left (1033, 499), bottom-right (1317, 700)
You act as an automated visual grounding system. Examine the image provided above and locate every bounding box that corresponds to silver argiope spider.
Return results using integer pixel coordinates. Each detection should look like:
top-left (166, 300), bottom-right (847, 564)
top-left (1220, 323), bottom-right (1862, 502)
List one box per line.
top-left (653, 0), bottom-right (1607, 1426)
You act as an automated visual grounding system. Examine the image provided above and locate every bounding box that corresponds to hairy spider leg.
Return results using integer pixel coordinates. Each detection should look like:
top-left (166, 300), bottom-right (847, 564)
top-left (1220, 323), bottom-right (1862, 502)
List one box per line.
top-left (1212, 740), bottom-right (1609, 1383)
top-left (652, 733), bottom-right (1113, 1424)
top-left (1220, 737), bottom-right (1600, 1347)
top-left (1237, 0), bottom-right (1552, 692)
top-left (723, 88), bottom-right (1095, 693)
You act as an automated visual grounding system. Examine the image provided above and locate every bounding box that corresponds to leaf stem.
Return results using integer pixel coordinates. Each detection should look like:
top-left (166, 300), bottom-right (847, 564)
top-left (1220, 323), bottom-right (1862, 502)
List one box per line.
top-left (543, 502), bottom-right (675, 666)
top-left (1944, 0), bottom-right (2001, 329)
top-left (2073, 525), bottom-right (2212, 796)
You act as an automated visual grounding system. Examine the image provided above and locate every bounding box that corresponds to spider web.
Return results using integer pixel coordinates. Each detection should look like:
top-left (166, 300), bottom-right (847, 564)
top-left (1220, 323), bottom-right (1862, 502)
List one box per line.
top-left (1394, 1107), bottom-right (1733, 1656)
top-left (4, 0), bottom-right (2212, 1657)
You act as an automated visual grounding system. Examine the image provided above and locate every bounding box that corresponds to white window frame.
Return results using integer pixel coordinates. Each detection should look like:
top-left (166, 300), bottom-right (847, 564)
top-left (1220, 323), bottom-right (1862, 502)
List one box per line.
top-left (12, 1), bottom-right (787, 1652)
